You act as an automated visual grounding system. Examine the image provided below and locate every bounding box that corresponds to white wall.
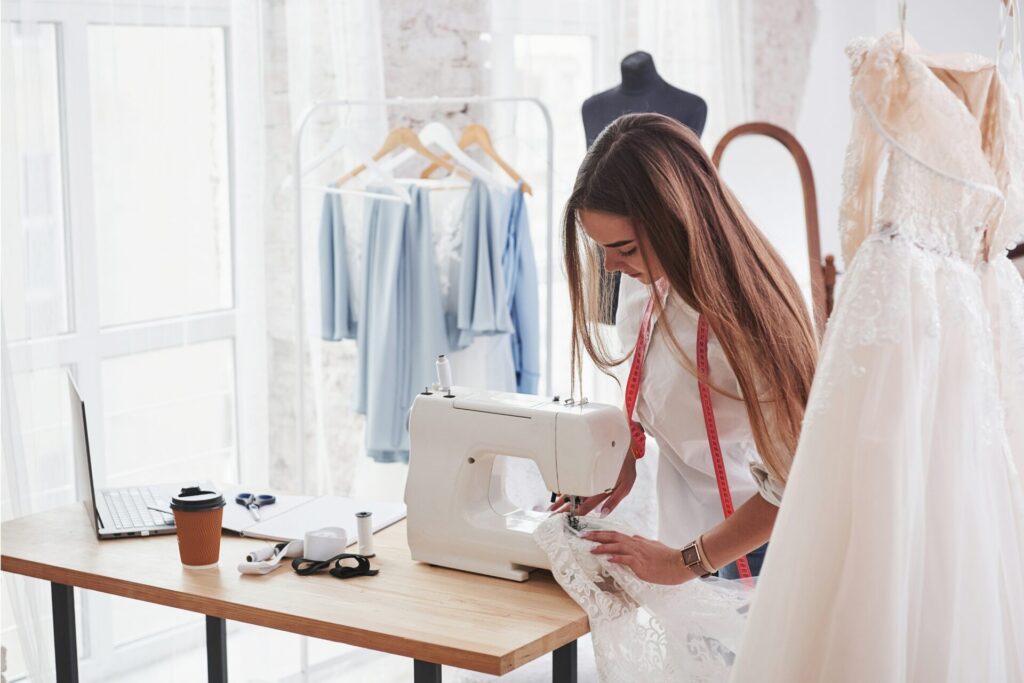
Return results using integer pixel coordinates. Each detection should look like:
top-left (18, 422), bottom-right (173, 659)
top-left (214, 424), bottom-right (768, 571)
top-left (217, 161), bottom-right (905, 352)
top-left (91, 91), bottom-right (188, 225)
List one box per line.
top-left (797, 0), bottom-right (1010, 266)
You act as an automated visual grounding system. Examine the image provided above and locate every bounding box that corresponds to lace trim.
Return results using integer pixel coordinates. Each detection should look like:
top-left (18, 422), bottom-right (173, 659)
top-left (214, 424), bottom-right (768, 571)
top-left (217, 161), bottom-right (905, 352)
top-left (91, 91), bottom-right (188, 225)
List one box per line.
top-left (854, 92), bottom-right (1005, 199)
top-left (866, 223), bottom-right (980, 264)
top-left (533, 515), bottom-right (754, 681)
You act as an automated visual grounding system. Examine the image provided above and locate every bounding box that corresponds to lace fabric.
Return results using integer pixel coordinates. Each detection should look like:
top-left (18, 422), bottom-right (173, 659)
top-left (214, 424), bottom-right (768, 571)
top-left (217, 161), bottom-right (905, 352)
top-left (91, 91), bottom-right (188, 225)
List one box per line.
top-left (533, 515), bottom-right (754, 683)
top-left (839, 33), bottom-right (1013, 265)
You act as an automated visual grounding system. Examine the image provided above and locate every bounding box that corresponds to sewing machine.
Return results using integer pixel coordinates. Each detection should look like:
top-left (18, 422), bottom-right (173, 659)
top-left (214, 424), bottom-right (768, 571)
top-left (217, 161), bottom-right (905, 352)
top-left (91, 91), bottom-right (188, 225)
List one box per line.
top-left (405, 387), bottom-right (630, 581)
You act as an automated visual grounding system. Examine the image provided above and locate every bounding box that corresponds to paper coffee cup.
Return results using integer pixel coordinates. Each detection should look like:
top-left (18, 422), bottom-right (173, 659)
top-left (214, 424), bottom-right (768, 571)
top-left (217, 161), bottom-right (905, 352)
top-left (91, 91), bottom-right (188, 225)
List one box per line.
top-left (170, 487), bottom-right (226, 569)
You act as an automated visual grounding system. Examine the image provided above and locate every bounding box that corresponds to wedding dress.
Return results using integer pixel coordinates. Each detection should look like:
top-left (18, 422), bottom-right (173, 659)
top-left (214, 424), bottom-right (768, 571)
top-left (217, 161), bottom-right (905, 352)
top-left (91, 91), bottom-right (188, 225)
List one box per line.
top-left (731, 32), bottom-right (1024, 682)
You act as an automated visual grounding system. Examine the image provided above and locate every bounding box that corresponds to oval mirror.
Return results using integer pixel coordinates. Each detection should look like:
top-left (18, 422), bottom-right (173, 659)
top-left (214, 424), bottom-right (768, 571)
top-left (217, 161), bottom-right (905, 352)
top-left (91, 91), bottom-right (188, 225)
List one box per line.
top-left (713, 123), bottom-right (834, 336)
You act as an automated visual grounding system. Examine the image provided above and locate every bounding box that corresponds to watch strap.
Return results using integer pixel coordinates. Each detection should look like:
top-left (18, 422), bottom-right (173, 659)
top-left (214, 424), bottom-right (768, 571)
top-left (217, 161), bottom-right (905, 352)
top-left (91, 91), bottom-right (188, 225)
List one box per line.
top-left (680, 540), bottom-right (712, 578)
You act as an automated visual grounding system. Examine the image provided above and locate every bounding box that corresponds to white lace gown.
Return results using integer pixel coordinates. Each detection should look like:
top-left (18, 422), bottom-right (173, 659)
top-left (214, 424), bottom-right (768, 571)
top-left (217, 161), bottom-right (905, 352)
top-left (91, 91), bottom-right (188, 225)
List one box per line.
top-left (731, 33), bottom-right (1024, 682)
top-left (534, 515), bottom-right (755, 683)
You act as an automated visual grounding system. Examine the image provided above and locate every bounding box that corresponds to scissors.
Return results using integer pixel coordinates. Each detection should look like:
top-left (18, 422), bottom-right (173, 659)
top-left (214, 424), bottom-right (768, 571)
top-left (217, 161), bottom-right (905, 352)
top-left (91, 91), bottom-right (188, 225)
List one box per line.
top-left (236, 492), bottom-right (276, 522)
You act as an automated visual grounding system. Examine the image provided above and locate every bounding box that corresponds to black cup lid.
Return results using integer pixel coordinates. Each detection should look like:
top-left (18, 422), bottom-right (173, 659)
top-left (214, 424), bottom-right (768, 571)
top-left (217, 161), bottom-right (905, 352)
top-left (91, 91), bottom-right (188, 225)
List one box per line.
top-left (170, 486), bottom-right (225, 512)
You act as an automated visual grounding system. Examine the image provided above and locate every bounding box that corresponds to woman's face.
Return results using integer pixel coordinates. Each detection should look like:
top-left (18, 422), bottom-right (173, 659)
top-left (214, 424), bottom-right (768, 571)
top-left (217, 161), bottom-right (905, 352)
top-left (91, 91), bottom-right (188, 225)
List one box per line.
top-left (578, 209), bottom-right (664, 285)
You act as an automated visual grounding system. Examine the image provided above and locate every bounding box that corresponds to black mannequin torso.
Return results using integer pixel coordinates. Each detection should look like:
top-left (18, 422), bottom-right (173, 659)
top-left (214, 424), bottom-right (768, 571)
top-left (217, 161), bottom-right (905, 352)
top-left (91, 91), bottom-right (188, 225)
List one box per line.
top-left (582, 52), bottom-right (708, 147)
top-left (582, 52), bottom-right (708, 323)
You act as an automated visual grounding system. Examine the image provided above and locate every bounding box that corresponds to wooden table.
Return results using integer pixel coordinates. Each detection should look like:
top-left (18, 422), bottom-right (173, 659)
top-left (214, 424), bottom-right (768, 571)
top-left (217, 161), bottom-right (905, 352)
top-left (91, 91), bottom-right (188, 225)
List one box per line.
top-left (0, 504), bottom-right (588, 682)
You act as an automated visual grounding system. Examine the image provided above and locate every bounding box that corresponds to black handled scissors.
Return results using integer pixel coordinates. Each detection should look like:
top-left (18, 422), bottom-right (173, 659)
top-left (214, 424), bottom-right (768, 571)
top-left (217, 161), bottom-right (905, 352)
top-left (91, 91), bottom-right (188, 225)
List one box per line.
top-left (235, 492), bottom-right (276, 522)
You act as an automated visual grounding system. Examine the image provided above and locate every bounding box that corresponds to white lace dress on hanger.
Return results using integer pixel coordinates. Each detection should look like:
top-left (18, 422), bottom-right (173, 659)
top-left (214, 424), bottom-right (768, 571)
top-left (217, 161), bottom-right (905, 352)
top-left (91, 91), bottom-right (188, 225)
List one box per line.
top-left (731, 32), bottom-right (1024, 682)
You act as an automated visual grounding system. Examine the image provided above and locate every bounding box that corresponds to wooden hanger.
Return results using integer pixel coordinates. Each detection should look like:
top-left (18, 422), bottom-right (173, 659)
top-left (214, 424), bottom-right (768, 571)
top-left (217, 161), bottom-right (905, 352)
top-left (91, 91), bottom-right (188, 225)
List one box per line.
top-left (335, 126), bottom-right (472, 186)
top-left (420, 123), bottom-right (533, 195)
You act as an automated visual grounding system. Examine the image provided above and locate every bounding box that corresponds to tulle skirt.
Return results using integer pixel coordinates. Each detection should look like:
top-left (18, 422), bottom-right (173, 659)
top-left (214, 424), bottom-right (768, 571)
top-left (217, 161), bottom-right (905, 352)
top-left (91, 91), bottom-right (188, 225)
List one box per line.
top-left (731, 238), bottom-right (1024, 682)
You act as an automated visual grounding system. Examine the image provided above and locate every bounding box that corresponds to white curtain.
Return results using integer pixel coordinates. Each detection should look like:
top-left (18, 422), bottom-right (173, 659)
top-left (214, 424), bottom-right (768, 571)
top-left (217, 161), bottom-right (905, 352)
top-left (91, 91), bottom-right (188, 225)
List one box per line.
top-left (2, 13), bottom-right (75, 681)
top-left (1, 0), bottom-right (386, 678)
top-left (607, 0), bottom-right (754, 148)
top-left (1, 327), bottom-right (56, 683)
top-left (261, 0), bottom-right (387, 498)
top-left (603, 0), bottom-right (820, 146)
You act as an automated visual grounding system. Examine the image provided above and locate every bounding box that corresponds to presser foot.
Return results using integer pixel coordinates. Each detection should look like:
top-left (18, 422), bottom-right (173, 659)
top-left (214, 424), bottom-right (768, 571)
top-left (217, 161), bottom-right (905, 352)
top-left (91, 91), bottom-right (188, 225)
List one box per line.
top-left (566, 496), bottom-right (583, 532)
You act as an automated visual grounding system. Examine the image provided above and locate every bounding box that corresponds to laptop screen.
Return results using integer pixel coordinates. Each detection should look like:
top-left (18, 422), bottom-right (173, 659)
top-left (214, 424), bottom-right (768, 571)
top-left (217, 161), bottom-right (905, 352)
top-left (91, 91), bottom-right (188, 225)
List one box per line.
top-left (68, 371), bottom-right (102, 537)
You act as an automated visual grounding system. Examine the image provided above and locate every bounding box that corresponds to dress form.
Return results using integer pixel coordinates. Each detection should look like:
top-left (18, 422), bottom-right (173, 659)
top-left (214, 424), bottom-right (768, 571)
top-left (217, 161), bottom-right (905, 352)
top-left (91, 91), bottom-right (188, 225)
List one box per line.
top-left (582, 52), bottom-right (707, 147)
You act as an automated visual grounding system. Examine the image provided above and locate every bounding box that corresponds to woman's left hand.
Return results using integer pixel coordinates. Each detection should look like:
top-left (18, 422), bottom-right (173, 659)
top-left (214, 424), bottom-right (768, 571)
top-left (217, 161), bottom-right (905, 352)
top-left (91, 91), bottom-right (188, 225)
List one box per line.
top-left (583, 530), bottom-right (696, 585)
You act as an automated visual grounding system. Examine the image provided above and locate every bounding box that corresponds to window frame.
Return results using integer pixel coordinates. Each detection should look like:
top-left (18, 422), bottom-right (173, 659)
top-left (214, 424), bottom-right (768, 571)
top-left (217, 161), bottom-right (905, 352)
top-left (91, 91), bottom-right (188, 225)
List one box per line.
top-left (1, 0), bottom-right (267, 678)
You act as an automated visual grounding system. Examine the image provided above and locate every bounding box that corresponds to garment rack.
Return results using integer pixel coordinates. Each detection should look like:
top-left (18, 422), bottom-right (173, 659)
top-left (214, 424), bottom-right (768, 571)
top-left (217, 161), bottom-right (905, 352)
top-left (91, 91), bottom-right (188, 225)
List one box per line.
top-left (292, 95), bottom-right (555, 494)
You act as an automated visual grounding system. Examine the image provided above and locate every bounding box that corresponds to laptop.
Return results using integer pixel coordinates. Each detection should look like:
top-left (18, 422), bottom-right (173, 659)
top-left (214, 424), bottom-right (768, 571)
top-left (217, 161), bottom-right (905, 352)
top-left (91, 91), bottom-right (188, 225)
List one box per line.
top-left (68, 371), bottom-right (200, 539)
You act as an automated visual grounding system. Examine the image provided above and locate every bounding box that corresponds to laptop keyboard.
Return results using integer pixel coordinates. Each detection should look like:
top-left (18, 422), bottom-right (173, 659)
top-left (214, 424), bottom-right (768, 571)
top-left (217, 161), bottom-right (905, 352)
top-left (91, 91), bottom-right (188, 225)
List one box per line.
top-left (103, 488), bottom-right (173, 530)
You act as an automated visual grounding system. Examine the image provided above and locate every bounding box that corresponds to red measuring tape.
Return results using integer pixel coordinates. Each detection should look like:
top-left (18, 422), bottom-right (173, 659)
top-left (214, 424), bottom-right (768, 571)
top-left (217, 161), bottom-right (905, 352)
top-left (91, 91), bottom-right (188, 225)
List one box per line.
top-left (624, 294), bottom-right (752, 580)
top-left (696, 315), bottom-right (752, 580)
top-left (623, 296), bottom-right (657, 458)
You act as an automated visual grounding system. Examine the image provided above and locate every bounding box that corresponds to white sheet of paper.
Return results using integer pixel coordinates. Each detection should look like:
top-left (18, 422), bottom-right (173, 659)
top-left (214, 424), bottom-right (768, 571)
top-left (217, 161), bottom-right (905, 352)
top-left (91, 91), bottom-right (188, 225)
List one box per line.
top-left (221, 489), bottom-right (406, 544)
top-left (221, 488), bottom-right (312, 534)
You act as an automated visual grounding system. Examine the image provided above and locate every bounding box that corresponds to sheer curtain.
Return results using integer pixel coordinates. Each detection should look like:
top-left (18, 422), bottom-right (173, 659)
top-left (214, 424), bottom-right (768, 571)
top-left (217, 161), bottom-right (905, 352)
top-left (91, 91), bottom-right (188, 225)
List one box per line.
top-left (1, 0), bottom-right (386, 679)
top-left (261, 0), bottom-right (387, 499)
top-left (607, 0), bottom-right (754, 148)
top-left (1, 330), bottom-right (57, 683)
top-left (2, 14), bottom-right (78, 681)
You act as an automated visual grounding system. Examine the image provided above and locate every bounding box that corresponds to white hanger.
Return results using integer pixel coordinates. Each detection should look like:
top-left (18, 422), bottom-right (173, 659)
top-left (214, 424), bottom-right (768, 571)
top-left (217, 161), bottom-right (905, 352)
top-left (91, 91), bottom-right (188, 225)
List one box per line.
top-left (418, 122), bottom-right (509, 186)
top-left (375, 123), bottom-right (509, 187)
top-left (281, 127), bottom-right (411, 204)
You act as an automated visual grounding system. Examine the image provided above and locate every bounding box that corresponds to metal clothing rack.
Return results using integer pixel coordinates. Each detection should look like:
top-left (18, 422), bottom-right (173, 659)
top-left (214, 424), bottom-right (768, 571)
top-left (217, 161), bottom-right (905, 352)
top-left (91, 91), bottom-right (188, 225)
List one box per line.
top-left (291, 95), bottom-right (555, 494)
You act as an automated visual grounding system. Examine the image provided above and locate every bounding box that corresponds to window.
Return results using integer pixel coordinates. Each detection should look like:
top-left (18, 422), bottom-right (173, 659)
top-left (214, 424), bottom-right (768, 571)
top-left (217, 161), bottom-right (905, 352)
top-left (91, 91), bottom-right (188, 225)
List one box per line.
top-left (1, 2), bottom-right (265, 679)
top-left (102, 340), bottom-right (238, 488)
top-left (88, 25), bottom-right (233, 326)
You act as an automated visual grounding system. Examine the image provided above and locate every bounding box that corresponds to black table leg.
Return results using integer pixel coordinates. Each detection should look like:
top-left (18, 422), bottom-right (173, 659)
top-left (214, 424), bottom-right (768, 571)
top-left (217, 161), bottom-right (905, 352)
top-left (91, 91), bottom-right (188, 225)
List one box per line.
top-left (552, 639), bottom-right (577, 683)
top-left (51, 582), bottom-right (78, 683)
top-left (206, 615), bottom-right (227, 682)
top-left (414, 659), bottom-right (442, 682)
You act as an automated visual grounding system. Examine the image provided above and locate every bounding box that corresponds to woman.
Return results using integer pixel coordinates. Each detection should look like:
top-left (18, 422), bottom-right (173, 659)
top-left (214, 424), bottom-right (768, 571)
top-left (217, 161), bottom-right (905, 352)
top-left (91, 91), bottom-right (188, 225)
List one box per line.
top-left (561, 113), bottom-right (817, 584)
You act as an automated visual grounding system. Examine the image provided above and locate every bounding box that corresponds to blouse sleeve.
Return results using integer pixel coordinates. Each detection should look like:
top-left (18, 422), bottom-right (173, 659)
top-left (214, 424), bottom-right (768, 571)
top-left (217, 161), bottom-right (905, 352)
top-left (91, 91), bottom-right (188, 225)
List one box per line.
top-left (748, 460), bottom-right (784, 507)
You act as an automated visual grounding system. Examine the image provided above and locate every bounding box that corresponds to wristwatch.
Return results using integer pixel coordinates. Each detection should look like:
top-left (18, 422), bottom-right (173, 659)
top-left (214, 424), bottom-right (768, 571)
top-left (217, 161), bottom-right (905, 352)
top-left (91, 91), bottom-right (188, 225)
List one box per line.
top-left (680, 537), bottom-right (713, 578)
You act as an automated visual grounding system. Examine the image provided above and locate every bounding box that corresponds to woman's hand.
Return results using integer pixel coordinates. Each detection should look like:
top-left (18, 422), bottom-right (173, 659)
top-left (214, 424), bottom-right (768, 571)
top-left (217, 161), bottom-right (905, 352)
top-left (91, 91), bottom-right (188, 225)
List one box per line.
top-left (549, 448), bottom-right (638, 517)
top-left (583, 530), bottom-right (695, 585)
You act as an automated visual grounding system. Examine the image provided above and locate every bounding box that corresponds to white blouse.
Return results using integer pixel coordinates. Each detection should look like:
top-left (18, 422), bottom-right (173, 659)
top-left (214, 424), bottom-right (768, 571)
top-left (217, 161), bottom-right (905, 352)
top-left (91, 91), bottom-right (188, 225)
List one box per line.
top-left (616, 275), bottom-right (782, 550)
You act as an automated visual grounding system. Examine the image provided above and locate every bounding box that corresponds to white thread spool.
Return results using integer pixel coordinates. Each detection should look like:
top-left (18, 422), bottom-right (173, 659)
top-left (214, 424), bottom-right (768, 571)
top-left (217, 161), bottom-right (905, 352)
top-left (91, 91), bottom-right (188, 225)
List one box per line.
top-left (435, 355), bottom-right (453, 393)
top-left (356, 511), bottom-right (374, 557)
top-left (237, 539), bottom-right (303, 575)
top-left (246, 544), bottom-right (278, 563)
top-left (304, 527), bottom-right (348, 562)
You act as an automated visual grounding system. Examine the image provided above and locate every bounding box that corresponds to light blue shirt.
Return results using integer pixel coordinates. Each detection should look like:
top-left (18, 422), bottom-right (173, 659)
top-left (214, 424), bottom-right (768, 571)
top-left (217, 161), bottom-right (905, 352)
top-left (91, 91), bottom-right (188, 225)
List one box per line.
top-left (318, 179), bottom-right (541, 462)
top-left (454, 179), bottom-right (514, 348)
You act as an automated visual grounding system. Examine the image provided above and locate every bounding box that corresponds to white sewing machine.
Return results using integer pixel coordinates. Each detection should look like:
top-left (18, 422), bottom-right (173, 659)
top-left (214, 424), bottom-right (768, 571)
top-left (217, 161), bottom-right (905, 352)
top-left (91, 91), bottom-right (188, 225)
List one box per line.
top-left (405, 387), bottom-right (630, 581)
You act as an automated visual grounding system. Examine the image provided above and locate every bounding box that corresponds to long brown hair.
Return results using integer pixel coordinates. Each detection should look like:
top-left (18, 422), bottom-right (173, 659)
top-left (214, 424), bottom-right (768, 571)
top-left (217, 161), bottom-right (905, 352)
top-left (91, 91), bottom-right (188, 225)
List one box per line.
top-left (564, 113), bottom-right (817, 482)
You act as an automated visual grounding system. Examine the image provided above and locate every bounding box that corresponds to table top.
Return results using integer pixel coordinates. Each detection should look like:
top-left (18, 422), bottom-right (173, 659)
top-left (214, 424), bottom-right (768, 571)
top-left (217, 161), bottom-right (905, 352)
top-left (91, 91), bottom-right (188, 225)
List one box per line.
top-left (0, 503), bottom-right (588, 675)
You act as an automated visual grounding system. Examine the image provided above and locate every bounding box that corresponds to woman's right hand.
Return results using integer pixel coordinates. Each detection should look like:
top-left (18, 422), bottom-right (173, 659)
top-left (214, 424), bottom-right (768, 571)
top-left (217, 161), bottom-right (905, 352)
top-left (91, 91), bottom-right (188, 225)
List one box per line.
top-left (549, 446), bottom-right (638, 517)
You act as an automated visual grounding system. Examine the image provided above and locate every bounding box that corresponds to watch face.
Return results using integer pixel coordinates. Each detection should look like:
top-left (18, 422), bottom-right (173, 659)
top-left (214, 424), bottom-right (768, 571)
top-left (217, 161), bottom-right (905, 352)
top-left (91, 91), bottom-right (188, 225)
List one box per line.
top-left (681, 545), bottom-right (700, 566)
